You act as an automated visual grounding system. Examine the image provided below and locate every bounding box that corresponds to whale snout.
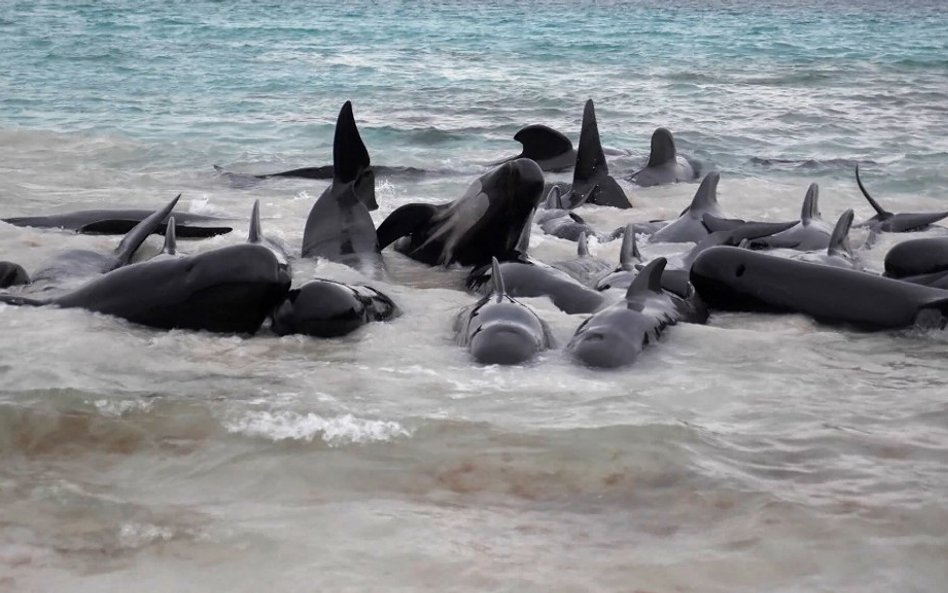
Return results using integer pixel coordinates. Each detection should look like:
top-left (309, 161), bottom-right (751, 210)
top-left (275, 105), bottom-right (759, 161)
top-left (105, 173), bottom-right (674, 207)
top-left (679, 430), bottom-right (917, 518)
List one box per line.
top-left (470, 324), bottom-right (541, 365)
top-left (567, 328), bottom-right (642, 369)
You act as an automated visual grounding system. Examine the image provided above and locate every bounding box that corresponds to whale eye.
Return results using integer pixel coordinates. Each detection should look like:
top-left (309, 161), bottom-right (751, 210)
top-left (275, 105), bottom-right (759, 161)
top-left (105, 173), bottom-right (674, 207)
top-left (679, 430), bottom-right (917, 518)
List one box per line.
top-left (735, 264), bottom-right (746, 278)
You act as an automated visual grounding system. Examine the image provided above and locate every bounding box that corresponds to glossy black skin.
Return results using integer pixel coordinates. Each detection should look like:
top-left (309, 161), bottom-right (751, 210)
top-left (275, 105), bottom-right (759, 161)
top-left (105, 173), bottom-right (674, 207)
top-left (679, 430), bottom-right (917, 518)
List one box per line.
top-left (270, 279), bottom-right (397, 338)
top-left (490, 124), bottom-right (576, 173)
top-left (258, 164), bottom-right (428, 181)
top-left (0, 244), bottom-right (291, 334)
top-left (3, 210), bottom-right (232, 238)
top-left (567, 259), bottom-right (694, 368)
top-left (690, 246), bottom-right (948, 330)
top-left (884, 237), bottom-right (948, 279)
top-left (899, 271), bottom-right (948, 290)
top-left (455, 291), bottom-right (554, 365)
top-left (377, 158), bottom-right (545, 267)
top-left (466, 260), bottom-right (606, 315)
top-left (300, 101), bottom-right (382, 272)
top-left (567, 100), bottom-right (628, 209)
top-left (0, 262), bottom-right (30, 288)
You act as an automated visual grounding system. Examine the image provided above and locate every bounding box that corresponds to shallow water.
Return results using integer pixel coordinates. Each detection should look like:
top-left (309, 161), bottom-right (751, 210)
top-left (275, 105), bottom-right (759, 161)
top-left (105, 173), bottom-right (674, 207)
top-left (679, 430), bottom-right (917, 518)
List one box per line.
top-left (1, 1), bottom-right (948, 591)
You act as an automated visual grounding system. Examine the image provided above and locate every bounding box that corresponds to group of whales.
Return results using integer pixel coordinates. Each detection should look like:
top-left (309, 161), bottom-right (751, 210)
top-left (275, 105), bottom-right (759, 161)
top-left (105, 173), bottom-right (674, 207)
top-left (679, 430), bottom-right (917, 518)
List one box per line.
top-left (2, 99), bottom-right (948, 368)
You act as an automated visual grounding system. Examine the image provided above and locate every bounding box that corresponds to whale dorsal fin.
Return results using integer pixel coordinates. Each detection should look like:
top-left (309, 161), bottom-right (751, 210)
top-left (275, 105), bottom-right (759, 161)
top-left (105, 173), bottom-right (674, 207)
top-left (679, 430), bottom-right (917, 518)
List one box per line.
top-left (491, 257), bottom-right (506, 300)
top-left (801, 183), bottom-right (821, 223)
top-left (619, 224), bottom-right (641, 270)
top-left (543, 186), bottom-right (565, 210)
top-left (646, 128), bottom-right (677, 167)
top-left (162, 217), bottom-right (177, 255)
top-left (114, 193), bottom-right (180, 266)
top-left (577, 232), bottom-right (589, 256)
top-left (685, 172), bottom-right (721, 219)
top-left (855, 165), bottom-right (890, 218)
top-left (574, 99), bottom-right (609, 184)
top-left (514, 124), bottom-right (573, 162)
top-left (248, 199), bottom-right (262, 244)
top-left (333, 101), bottom-right (370, 185)
top-left (828, 208), bottom-right (854, 257)
top-left (626, 257), bottom-right (666, 299)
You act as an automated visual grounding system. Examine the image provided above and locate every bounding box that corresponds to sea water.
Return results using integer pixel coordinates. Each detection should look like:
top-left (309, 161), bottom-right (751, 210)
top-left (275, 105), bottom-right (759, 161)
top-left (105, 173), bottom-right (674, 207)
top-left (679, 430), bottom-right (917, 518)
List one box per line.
top-left (0, 1), bottom-right (947, 591)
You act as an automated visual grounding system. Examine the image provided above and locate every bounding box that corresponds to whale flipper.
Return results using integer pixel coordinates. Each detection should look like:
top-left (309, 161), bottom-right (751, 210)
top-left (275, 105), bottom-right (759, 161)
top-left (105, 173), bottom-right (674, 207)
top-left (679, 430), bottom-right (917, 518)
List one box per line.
top-left (569, 100), bottom-right (628, 209)
top-left (376, 204), bottom-right (438, 250)
top-left (114, 194), bottom-right (180, 266)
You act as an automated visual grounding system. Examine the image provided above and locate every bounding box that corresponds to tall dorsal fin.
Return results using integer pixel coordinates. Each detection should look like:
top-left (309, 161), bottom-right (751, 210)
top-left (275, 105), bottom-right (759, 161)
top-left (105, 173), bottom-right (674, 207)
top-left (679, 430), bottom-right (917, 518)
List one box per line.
top-left (685, 172), bottom-right (721, 217)
top-left (801, 183), bottom-right (821, 223)
top-left (162, 217), bottom-right (177, 255)
top-left (577, 232), bottom-right (589, 256)
top-left (619, 224), bottom-right (641, 270)
top-left (646, 128), bottom-right (677, 167)
top-left (855, 165), bottom-right (890, 217)
top-left (491, 257), bottom-right (506, 300)
top-left (828, 208), bottom-right (854, 257)
top-left (514, 208), bottom-right (534, 257)
top-left (626, 257), bottom-right (666, 299)
top-left (248, 199), bottom-right (262, 244)
top-left (574, 99), bottom-right (609, 183)
top-left (514, 124), bottom-right (573, 162)
top-left (114, 193), bottom-right (180, 266)
top-left (543, 186), bottom-right (565, 209)
top-left (332, 101), bottom-right (370, 185)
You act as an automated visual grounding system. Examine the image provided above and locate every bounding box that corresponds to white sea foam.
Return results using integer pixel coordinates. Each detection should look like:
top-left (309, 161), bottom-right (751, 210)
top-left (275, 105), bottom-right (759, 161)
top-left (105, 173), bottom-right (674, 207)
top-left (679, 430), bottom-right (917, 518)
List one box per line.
top-left (224, 411), bottom-right (411, 446)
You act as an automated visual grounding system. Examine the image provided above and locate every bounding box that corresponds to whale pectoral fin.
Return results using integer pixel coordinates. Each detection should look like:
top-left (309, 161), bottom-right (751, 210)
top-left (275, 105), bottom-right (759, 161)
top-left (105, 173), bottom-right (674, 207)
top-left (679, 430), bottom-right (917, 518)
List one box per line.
top-left (0, 294), bottom-right (47, 307)
top-left (376, 204), bottom-right (437, 250)
top-left (113, 194), bottom-right (181, 266)
top-left (77, 219), bottom-right (142, 235)
top-left (701, 214), bottom-right (746, 233)
top-left (885, 211), bottom-right (948, 233)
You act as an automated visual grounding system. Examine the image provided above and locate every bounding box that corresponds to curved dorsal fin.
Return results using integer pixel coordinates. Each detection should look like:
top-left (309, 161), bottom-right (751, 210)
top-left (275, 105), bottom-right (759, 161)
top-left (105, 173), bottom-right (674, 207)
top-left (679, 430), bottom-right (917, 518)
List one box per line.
top-left (574, 99), bottom-right (608, 183)
top-left (514, 124), bottom-right (573, 162)
top-left (248, 199), bottom-right (262, 244)
top-left (333, 101), bottom-right (370, 185)
top-left (685, 172), bottom-right (721, 218)
top-left (646, 128), bottom-right (677, 167)
top-left (626, 257), bottom-right (666, 299)
top-left (162, 217), bottom-right (177, 255)
top-left (576, 232), bottom-right (589, 256)
top-left (114, 193), bottom-right (180, 266)
top-left (855, 165), bottom-right (890, 217)
top-left (801, 183), bottom-right (821, 223)
top-left (491, 257), bottom-right (506, 300)
top-left (543, 186), bottom-right (565, 210)
top-left (619, 224), bottom-right (641, 270)
top-left (828, 208), bottom-right (854, 257)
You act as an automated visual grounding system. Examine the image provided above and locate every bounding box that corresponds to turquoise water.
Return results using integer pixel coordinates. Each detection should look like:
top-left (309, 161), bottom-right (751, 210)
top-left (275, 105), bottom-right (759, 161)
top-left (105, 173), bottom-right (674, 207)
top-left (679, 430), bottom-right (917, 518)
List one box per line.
top-left (3, 1), bottom-right (947, 187)
top-left (2, 2), bottom-right (948, 591)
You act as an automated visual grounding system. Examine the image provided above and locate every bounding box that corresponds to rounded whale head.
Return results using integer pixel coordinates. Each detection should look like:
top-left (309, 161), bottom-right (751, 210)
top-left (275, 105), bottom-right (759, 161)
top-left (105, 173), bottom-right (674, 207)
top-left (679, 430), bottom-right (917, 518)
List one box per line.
top-left (271, 279), bottom-right (370, 338)
top-left (689, 246), bottom-right (784, 312)
top-left (566, 309), bottom-right (646, 368)
top-left (466, 299), bottom-right (548, 365)
top-left (494, 158), bottom-right (545, 206)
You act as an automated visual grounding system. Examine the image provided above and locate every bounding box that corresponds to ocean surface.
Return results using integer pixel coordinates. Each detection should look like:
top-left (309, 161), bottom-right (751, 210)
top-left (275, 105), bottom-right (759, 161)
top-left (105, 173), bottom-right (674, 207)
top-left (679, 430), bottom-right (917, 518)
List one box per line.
top-left (1, 1), bottom-right (947, 591)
